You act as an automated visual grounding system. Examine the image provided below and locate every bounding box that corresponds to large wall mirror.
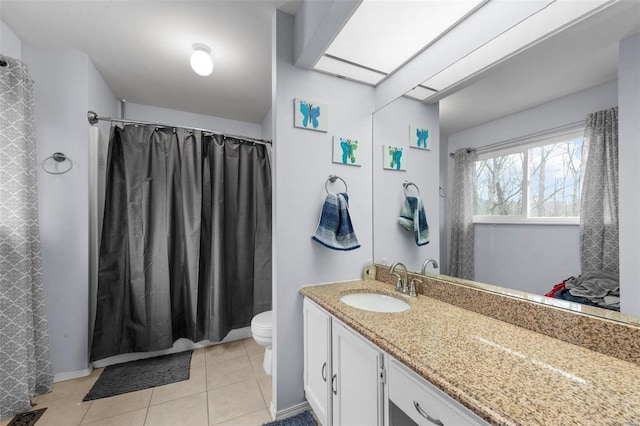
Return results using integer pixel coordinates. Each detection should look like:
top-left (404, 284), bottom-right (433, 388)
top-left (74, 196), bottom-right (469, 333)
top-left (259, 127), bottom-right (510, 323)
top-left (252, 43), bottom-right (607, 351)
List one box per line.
top-left (371, 0), bottom-right (640, 326)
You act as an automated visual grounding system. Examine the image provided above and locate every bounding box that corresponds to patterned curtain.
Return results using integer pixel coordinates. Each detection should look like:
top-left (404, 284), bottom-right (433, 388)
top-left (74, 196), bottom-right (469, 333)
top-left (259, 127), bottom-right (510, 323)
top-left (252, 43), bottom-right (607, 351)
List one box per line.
top-left (449, 148), bottom-right (478, 280)
top-left (580, 107), bottom-right (619, 273)
top-left (0, 55), bottom-right (53, 420)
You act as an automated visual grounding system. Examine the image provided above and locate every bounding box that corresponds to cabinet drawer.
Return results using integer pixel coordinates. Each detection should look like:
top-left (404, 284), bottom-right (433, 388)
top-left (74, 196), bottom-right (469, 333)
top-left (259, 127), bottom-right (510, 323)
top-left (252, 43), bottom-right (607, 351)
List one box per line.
top-left (388, 359), bottom-right (487, 426)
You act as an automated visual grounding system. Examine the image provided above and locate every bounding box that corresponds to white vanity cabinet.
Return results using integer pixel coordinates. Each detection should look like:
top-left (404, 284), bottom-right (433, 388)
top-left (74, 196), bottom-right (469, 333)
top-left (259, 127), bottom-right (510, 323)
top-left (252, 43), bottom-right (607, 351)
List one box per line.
top-left (331, 320), bottom-right (384, 426)
top-left (303, 298), bottom-right (385, 426)
top-left (303, 298), bottom-right (332, 425)
top-left (303, 297), bottom-right (488, 426)
top-left (388, 358), bottom-right (489, 426)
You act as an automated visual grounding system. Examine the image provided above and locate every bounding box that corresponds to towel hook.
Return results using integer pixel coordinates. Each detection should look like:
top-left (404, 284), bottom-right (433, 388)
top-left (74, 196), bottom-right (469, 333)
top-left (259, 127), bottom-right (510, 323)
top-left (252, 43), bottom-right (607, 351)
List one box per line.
top-left (402, 180), bottom-right (420, 197)
top-left (325, 175), bottom-right (348, 194)
top-left (42, 152), bottom-right (73, 175)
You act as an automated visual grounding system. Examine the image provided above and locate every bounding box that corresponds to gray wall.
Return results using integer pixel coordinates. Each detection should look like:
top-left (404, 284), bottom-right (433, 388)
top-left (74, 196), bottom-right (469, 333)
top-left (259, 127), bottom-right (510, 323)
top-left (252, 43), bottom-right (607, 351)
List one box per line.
top-left (618, 33), bottom-right (640, 317)
top-left (273, 10), bottom-right (375, 414)
top-left (0, 20), bottom-right (21, 59)
top-left (446, 80), bottom-right (618, 295)
top-left (20, 42), bottom-right (119, 378)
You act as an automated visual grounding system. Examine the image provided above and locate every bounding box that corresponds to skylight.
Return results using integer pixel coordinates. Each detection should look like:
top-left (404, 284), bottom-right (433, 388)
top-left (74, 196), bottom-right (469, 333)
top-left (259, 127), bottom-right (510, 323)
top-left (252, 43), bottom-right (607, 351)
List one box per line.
top-left (312, 0), bottom-right (615, 107)
top-left (314, 0), bottom-right (485, 85)
top-left (419, 0), bottom-right (612, 99)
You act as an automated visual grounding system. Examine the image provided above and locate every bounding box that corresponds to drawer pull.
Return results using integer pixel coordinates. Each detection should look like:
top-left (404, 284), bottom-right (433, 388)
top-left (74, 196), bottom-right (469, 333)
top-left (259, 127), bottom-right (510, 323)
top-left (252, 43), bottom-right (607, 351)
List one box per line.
top-left (413, 401), bottom-right (444, 426)
top-left (322, 362), bottom-right (327, 382)
top-left (332, 374), bottom-right (338, 395)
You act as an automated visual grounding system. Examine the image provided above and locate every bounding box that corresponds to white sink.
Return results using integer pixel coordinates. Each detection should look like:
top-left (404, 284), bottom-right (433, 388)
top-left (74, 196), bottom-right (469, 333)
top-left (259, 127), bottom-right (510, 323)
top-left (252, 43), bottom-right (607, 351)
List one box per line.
top-left (340, 293), bottom-right (410, 313)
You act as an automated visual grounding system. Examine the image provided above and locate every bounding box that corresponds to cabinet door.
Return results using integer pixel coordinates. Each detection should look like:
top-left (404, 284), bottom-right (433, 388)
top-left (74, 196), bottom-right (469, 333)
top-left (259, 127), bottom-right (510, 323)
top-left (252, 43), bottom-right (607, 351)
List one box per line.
top-left (332, 320), bottom-right (384, 426)
top-left (303, 299), bottom-right (332, 426)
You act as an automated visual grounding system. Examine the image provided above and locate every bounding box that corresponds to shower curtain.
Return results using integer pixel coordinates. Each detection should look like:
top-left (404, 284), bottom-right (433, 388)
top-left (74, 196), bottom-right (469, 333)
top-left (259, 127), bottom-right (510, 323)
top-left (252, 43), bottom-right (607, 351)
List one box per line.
top-left (0, 55), bottom-right (53, 419)
top-left (90, 125), bottom-right (272, 361)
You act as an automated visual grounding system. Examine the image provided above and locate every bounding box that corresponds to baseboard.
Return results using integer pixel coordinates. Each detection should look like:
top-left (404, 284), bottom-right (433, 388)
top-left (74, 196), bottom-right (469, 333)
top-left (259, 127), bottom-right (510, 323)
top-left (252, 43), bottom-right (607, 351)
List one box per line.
top-left (54, 366), bottom-right (92, 383)
top-left (274, 401), bottom-right (312, 420)
top-left (270, 401), bottom-right (277, 420)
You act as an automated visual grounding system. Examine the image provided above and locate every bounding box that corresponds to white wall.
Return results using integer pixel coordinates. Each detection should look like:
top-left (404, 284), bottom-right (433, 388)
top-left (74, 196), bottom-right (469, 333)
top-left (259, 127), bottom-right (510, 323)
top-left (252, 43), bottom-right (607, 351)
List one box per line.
top-left (474, 224), bottom-right (579, 294)
top-left (372, 97), bottom-right (440, 273)
top-left (22, 43), bottom-right (92, 377)
top-left (273, 10), bottom-right (375, 414)
top-left (87, 60), bottom-right (117, 136)
top-left (124, 102), bottom-right (263, 139)
top-left (446, 80), bottom-right (618, 295)
top-left (618, 33), bottom-right (640, 317)
top-left (0, 20), bottom-right (21, 59)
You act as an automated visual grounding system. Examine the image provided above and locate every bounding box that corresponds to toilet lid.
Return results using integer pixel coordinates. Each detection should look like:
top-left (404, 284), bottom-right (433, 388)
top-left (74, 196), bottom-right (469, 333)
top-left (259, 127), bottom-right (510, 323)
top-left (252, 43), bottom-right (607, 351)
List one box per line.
top-left (251, 310), bottom-right (272, 332)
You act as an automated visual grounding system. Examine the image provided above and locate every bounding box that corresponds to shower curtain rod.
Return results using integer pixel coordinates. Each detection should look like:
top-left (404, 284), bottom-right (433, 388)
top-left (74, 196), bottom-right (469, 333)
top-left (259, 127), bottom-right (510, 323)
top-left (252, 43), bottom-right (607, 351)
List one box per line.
top-left (86, 111), bottom-right (271, 146)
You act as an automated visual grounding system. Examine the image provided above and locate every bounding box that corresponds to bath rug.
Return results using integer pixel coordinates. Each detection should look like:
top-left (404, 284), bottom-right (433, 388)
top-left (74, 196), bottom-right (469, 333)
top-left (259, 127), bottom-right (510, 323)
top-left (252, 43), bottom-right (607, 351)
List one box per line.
top-left (83, 350), bottom-right (192, 401)
top-left (262, 410), bottom-right (317, 426)
top-left (7, 408), bottom-right (47, 426)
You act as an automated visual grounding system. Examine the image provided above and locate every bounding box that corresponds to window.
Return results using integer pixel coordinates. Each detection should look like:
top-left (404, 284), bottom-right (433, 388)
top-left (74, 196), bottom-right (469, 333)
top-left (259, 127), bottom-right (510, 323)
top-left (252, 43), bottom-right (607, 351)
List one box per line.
top-left (474, 128), bottom-right (583, 223)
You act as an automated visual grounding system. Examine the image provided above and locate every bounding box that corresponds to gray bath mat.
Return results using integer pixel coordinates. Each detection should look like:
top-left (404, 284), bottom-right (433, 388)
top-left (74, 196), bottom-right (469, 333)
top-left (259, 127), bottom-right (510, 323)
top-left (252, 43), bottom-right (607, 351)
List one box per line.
top-left (262, 411), bottom-right (317, 426)
top-left (83, 351), bottom-right (192, 401)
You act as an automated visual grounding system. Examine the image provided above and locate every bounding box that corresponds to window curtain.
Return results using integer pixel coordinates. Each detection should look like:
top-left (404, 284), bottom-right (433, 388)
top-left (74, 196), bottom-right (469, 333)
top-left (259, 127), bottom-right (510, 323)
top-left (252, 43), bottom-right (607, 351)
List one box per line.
top-left (0, 55), bottom-right (53, 420)
top-left (580, 107), bottom-right (618, 273)
top-left (449, 148), bottom-right (478, 280)
top-left (90, 126), bottom-right (272, 361)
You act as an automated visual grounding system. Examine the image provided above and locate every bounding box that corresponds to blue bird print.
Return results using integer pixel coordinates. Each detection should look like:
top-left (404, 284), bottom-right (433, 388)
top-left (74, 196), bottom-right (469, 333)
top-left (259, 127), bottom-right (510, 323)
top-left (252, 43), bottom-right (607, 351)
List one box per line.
top-left (300, 101), bottom-right (321, 129)
top-left (416, 128), bottom-right (429, 148)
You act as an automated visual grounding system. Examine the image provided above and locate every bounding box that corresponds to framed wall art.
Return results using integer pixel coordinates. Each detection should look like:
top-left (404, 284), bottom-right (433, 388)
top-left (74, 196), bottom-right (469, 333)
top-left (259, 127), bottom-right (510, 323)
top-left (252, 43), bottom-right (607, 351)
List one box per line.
top-left (409, 125), bottom-right (430, 150)
top-left (332, 136), bottom-right (360, 166)
top-left (383, 145), bottom-right (406, 171)
top-left (294, 98), bottom-right (328, 132)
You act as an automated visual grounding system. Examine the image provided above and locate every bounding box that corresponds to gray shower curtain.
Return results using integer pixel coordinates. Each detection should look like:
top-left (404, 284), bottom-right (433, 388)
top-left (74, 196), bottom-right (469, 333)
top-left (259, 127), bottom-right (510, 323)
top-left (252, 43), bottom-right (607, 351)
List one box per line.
top-left (90, 125), bottom-right (271, 361)
top-left (0, 55), bottom-right (53, 420)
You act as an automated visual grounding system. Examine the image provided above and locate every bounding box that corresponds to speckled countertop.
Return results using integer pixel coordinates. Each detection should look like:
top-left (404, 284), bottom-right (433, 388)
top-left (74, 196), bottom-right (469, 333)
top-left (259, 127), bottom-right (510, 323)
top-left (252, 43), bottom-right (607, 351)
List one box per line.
top-left (300, 279), bottom-right (640, 426)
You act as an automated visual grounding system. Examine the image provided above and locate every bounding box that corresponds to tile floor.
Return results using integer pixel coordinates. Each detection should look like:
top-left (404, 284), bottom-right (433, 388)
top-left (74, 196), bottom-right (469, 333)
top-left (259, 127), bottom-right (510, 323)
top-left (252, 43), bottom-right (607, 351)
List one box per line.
top-left (1, 339), bottom-right (272, 426)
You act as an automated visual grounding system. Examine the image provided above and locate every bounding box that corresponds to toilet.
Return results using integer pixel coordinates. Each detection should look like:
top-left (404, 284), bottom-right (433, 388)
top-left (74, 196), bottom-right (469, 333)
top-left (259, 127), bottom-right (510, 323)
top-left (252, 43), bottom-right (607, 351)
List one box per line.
top-left (251, 310), bottom-right (273, 375)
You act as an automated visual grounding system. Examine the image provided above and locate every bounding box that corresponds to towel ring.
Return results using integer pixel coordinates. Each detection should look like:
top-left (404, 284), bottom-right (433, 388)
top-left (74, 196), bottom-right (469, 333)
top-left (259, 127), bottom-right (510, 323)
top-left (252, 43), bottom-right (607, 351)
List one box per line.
top-left (325, 175), bottom-right (348, 194)
top-left (402, 180), bottom-right (420, 197)
top-left (439, 186), bottom-right (447, 198)
top-left (42, 152), bottom-right (73, 175)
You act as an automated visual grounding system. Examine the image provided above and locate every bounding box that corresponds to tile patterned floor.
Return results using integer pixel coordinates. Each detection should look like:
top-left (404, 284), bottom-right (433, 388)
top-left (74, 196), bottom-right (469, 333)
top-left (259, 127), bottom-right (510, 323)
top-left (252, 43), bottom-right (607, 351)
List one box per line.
top-left (1, 339), bottom-right (272, 426)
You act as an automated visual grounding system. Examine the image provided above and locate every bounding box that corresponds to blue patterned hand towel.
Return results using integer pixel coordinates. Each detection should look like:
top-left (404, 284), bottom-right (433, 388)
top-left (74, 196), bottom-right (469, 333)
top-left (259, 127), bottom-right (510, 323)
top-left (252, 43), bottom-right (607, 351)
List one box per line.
top-left (312, 192), bottom-right (360, 251)
top-left (399, 196), bottom-right (429, 246)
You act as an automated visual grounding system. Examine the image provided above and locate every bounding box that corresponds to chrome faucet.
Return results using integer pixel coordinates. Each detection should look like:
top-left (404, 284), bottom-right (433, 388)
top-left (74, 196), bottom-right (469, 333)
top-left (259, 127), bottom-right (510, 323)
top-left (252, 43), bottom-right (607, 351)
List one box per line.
top-left (389, 262), bottom-right (409, 295)
top-left (421, 259), bottom-right (439, 275)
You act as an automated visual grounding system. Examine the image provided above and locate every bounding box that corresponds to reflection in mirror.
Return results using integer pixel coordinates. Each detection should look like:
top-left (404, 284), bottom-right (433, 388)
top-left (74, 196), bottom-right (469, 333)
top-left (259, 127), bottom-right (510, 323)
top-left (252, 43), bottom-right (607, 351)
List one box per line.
top-left (371, 96), bottom-right (440, 274)
top-left (371, 1), bottom-right (640, 326)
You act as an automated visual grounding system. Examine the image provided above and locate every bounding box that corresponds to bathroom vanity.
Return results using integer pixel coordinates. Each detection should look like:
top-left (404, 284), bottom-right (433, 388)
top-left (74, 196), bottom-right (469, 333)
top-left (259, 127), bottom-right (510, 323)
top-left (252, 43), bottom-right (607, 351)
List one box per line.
top-left (300, 278), bottom-right (640, 425)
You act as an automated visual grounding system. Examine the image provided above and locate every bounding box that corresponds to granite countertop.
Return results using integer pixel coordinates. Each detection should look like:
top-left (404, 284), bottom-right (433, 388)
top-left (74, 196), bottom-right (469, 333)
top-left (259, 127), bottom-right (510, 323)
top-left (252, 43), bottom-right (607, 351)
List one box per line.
top-left (300, 279), bottom-right (640, 426)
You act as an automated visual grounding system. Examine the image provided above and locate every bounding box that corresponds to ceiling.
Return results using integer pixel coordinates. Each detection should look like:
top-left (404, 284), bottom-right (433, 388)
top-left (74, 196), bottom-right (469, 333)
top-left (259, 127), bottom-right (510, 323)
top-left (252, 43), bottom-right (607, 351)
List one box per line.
top-left (0, 0), bottom-right (300, 124)
top-left (1, 0), bottom-right (639, 135)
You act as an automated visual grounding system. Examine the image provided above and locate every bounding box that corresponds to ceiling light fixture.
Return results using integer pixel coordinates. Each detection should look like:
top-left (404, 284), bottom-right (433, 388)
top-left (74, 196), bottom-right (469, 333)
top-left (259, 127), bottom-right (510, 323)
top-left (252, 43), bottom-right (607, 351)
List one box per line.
top-left (190, 43), bottom-right (213, 76)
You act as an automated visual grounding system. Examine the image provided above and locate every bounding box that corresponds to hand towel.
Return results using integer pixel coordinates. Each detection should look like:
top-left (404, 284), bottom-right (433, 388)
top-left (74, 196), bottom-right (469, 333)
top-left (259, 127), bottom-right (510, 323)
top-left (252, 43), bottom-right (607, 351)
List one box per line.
top-left (312, 192), bottom-right (360, 251)
top-left (398, 196), bottom-right (429, 246)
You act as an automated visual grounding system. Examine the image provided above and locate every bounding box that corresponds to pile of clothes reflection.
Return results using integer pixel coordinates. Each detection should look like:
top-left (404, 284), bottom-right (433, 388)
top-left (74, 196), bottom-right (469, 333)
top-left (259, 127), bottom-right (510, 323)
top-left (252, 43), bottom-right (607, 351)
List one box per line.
top-left (545, 271), bottom-right (620, 311)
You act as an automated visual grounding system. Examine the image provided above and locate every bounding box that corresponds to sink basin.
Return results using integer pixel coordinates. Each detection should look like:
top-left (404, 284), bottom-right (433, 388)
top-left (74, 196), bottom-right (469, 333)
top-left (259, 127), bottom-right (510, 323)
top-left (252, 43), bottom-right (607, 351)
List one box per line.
top-left (340, 293), bottom-right (410, 313)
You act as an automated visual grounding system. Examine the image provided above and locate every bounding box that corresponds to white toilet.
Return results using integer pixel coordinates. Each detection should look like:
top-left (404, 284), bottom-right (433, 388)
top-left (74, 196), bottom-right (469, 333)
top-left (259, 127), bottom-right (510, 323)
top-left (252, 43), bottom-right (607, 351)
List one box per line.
top-left (251, 310), bottom-right (273, 375)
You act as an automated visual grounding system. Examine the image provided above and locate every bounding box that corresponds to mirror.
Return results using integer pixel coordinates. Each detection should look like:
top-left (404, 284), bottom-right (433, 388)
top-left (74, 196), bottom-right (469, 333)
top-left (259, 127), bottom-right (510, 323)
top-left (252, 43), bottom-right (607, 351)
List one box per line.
top-left (371, 2), bottom-right (640, 325)
top-left (371, 96), bottom-right (440, 274)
